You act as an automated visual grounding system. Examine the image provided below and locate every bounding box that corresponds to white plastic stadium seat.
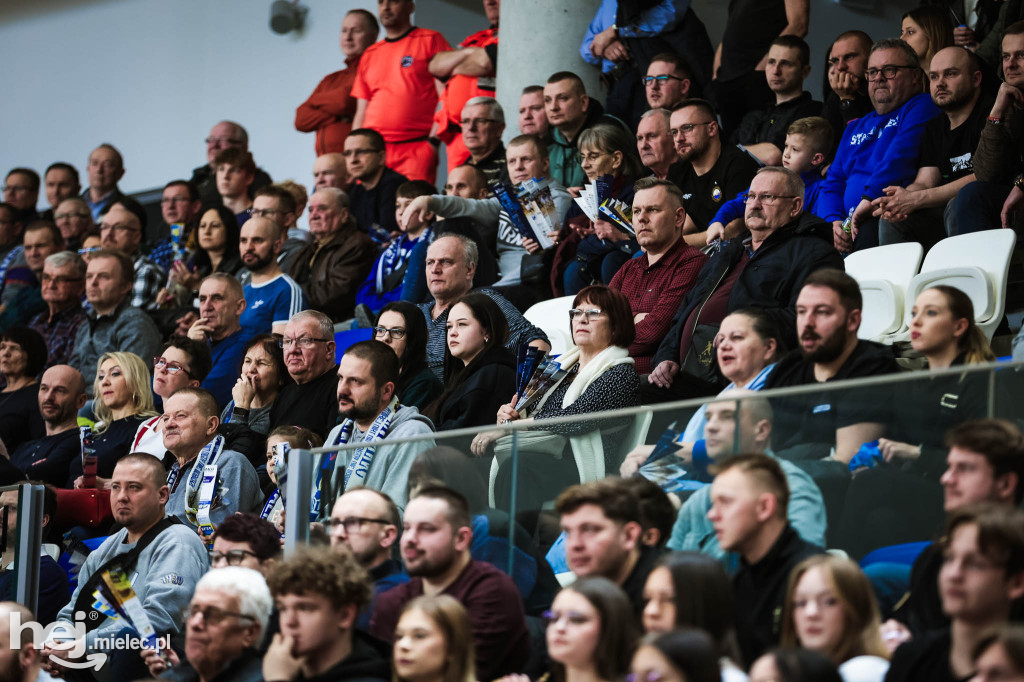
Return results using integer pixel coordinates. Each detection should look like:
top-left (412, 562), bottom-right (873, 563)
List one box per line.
top-left (843, 243), bottom-right (923, 342)
top-left (523, 295), bottom-right (576, 356)
top-left (897, 230), bottom-right (1017, 341)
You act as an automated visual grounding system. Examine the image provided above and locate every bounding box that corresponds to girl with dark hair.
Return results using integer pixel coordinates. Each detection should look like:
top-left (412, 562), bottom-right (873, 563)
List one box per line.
top-left (374, 301), bottom-right (442, 410)
top-left (428, 293), bottom-right (516, 431)
top-left (630, 630), bottom-right (722, 682)
top-left (641, 551), bottom-right (745, 680)
top-left (222, 333), bottom-right (291, 435)
top-left (972, 624), bottom-right (1024, 681)
top-left (0, 326), bottom-right (46, 452)
top-left (158, 203), bottom-right (242, 307)
top-left (750, 648), bottom-right (843, 682)
top-left (544, 577), bottom-right (638, 682)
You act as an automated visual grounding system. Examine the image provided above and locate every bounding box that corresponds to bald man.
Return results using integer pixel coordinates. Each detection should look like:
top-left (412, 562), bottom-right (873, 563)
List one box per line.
top-left (313, 153), bottom-right (350, 191)
top-left (189, 121), bottom-right (273, 204)
top-left (0, 602), bottom-right (48, 681)
top-left (8, 365), bottom-right (87, 487)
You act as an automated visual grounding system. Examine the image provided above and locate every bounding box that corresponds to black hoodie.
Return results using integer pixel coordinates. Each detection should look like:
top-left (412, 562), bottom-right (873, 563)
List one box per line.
top-left (295, 629), bottom-right (392, 682)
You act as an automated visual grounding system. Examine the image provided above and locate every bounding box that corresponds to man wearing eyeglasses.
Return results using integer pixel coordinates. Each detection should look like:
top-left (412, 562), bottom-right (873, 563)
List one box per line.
top-left (644, 54), bottom-right (693, 112)
top-left (28, 252), bottom-right (87, 369)
top-left (2, 168), bottom-right (40, 226)
top-left (51, 197), bottom-right (92, 253)
top-left (142, 567), bottom-right (271, 682)
top-left (647, 167), bottom-right (842, 403)
top-left (286, 188), bottom-right (376, 323)
top-left (328, 488), bottom-right (408, 627)
top-left (269, 311), bottom-right (340, 437)
top-left (45, 454), bottom-right (209, 678)
top-left (146, 180), bottom-right (203, 272)
top-left (99, 197), bottom-right (167, 311)
top-left (462, 97), bottom-right (508, 185)
top-left (0, 222), bottom-right (64, 333)
top-left (189, 121), bottom-right (273, 205)
top-left (819, 39), bottom-right (940, 253)
top-left (80, 144), bottom-right (125, 222)
top-left (210, 512), bottom-right (281, 576)
top-left (345, 128), bottom-right (409, 239)
top-left (666, 98), bottom-right (759, 245)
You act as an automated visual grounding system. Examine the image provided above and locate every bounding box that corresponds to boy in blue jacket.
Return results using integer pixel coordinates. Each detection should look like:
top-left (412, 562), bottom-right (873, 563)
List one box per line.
top-left (707, 116), bottom-right (834, 243)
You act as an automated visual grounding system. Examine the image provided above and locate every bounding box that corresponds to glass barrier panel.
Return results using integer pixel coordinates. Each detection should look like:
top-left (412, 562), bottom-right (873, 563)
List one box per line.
top-left (286, 360), bottom-right (1024, 607)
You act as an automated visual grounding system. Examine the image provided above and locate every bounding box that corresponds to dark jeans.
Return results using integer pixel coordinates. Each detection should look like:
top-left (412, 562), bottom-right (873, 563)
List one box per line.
top-left (562, 249), bottom-right (632, 295)
top-left (853, 216), bottom-right (879, 251)
top-left (953, 180), bottom-right (1012, 234)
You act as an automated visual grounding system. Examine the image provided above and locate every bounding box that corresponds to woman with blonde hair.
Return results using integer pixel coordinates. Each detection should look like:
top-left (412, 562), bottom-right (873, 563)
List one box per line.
top-left (393, 594), bottom-right (475, 682)
top-left (780, 555), bottom-right (889, 682)
top-left (67, 352), bottom-right (158, 488)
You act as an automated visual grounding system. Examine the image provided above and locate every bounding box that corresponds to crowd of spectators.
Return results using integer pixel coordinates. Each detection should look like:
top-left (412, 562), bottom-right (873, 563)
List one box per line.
top-left (4, 0), bottom-right (1024, 680)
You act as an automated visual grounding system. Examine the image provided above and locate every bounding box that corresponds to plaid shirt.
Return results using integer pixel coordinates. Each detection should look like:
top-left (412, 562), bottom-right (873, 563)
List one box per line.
top-left (132, 253), bottom-right (168, 311)
top-left (419, 287), bottom-right (549, 381)
top-left (609, 238), bottom-right (708, 374)
top-left (28, 303), bottom-right (88, 369)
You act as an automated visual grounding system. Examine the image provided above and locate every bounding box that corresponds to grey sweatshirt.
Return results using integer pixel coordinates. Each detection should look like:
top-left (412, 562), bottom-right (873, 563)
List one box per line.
top-left (55, 522), bottom-right (208, 650)
top-left (166, 447), bottom-right (263, 529)
top-left (326, 405), bottom-right (436, 510)
top-left (430, 179), bottom-right (572, 286)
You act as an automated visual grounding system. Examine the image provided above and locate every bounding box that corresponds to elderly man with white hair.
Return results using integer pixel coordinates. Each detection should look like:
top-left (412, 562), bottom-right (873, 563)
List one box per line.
top-left (286, 186), bottom-right (377, 322)
top-left (142, 566), bottom-right (273, 682)
top-left (462, 96), bottom-right (509, 185)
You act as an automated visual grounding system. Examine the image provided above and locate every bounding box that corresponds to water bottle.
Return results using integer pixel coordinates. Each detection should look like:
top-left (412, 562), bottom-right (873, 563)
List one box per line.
top-left (841, 206), bottom-right (855, 234)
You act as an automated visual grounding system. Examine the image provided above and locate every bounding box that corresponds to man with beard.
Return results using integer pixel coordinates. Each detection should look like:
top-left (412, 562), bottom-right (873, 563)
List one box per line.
top-left (369, 486), bottom-right (530, 682)
top-left (327, 488), bottom-right (408, 628)
top-left (763, 268), bottom-right (898, 466)
top-left (666, 99), bottom-right (759, 246)
top-left (647, 167), bottom-right (842, 403)
top-left (8, 365), bottom-right (86, 487)
top-left (877, 47), bottom-right (989, 249)
top-left (324, 341), bottom-right (434, 510)
top-left (239, 216), bottom-right (304, 336)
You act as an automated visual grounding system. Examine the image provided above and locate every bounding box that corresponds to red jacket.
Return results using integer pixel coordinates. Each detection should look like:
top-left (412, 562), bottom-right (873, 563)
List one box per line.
top-left (294, 55), bottom-right (360, 156)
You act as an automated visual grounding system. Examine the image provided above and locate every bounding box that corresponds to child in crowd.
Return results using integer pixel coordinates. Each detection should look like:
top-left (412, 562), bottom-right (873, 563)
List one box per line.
top-left (355, 180), bottom-right (435, 313)
top-left (707, 116), bottom-right (833, 242)
top-left (213, 147), bottom-right (256, 227)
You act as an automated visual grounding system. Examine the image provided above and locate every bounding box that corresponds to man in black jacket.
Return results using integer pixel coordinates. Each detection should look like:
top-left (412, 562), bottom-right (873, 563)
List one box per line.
top-left (646, 166), bottom-right (843, 402)
top-left (709, 454), bottom-right (824, 666)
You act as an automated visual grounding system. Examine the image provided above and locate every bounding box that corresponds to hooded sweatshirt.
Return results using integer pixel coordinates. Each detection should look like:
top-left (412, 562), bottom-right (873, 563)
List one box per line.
top-left (325, 405), bottom-right (436, 510)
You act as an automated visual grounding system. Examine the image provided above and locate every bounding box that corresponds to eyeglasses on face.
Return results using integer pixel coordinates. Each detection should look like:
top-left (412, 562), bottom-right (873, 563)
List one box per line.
top-left (541, 609), bottom-right (593, 626)
top-left (671, 121), bottom-right (713, 136)
top-left (208, 549), bottom-right (259, 566)
top-left (40, 274), bottom-right (83, 285)
top-left (742, 192), bottom-right (798, 205)
top-left (577, 151), bottom-right (610, 164)
top-left (185, 603), bottom-right (254, 625)
top-left (279, 337), bottom-right (329, 349)
top-left (460, 117), bottom-right (499, 128)
top-left (322, 516), bottom-right (392, 533)
top-left (373, 326), bottom-right (407, 339)
top-left (251, 208), bottom-right (283, 218)
top-left (864, 64), bottom-right (915, 81)
top-left (568, 308), bottom-right (605, 321)
top-left (642, 74), bottom-right (684, 86)
top-left (153, 357), bottom-right (192, 377)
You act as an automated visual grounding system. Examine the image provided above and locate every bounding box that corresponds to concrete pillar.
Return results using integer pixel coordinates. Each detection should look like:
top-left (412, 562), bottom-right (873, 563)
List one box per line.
top-left (495, 0), bottom-right (603, 144)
